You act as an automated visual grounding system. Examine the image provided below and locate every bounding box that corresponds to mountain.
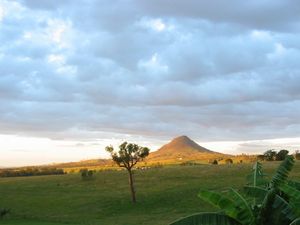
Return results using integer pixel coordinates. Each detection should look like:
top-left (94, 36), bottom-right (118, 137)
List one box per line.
top-left (147, 135), bottom-right (225, 163)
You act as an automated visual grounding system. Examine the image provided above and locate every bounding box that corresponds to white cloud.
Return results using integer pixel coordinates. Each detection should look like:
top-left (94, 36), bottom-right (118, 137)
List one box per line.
top-left (47, 54), bottom-right (65, 64)
top-left (151, 19), bottom-right (166, 31)
top-left (137, 17), bottom-right (174, 32)
top-left (47, 19), bottom-right (73, 48)
top-left (251, 30), bottom-right (272, 40)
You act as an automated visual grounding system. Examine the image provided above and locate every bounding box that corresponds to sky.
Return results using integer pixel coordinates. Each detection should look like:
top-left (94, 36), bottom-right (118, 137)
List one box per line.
top-left (1, 0), bottom-right (300, 167)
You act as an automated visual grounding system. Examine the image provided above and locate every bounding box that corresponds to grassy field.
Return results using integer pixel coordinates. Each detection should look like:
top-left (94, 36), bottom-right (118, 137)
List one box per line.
top-left (0, 162), bottom-right (299, 225)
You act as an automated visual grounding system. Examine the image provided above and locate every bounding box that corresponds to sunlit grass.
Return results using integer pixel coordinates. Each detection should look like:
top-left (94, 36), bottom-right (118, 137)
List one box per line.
top-left (0, 161), bottom-right (299, 225)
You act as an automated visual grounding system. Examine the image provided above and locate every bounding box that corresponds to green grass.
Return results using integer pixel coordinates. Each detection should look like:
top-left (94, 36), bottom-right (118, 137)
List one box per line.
top-left (0, 219), bottom-right (70, 225)
top-left (0, 162), bottom-right (299, 225)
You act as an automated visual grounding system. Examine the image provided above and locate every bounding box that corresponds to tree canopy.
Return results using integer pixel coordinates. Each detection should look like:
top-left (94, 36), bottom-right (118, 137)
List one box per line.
top-left (106, 142), bottom-right (150, 203)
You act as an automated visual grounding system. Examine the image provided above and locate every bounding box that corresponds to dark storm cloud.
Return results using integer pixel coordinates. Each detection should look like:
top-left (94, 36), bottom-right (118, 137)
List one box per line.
top-left (0, 0), bottom-right (300, 145)
top-left (137, 0), bottom-right (300, 31)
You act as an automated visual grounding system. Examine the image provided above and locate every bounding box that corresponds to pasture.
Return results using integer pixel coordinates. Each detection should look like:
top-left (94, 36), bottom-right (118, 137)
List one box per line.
top-left (0, 162), bottom-right (299, 225)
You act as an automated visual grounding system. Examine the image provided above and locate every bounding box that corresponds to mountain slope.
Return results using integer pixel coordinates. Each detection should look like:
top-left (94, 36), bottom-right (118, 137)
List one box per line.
top-left (148, 135), bottom-right (225, 162)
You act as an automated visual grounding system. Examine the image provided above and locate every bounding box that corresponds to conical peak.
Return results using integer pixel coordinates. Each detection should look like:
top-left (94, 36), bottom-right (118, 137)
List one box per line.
top-left (173, 135), bottom-right (189, 140)
top-left (159, 135), bottom-right (210, 152)
top-left (170, 135), bottom-right (194, 144)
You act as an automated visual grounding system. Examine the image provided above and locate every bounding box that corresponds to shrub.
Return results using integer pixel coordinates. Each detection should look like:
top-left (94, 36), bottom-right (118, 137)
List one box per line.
top-left (80, 169), bottom-right (94, 180)
top-left (180, 161), bottom-right (198, 166)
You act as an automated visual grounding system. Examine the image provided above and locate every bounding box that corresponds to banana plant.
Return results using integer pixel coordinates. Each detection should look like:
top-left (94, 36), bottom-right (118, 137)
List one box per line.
top-left (247, 161), bottom-right (267, 187)
top-left (169, 156), bottom-right (300, 225)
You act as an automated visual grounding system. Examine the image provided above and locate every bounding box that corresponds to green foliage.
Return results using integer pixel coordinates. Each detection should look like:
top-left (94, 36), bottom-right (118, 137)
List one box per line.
top-left (80, 169), bottom-right (94, 180)
top-left (247, 162), bottom-right (267, 187)
top-left (243, 186), bottom-right (267, 206)
top-left (106, 142), bottom-right (150, 203)
top-left (270, 155), bottom-right (294, 188)
top-left (170, 156), bottom-right (300, 225)
top-left (263, 150), bottom-right (277, 161)
top-left (260, 149), bottom-right (290, 161)
top-left (198, 190), bottom-right (254, 225)
top-left (169, 212), bottom-right (241, 225)
top-left (272, 195), bottom-right (298, 221)
top-left (0, 167), bottom-right (65, 177)
top-left (106, 142), bottom-right (150, 170)
top-left (290, 218), bottom-right (300, 225)
top-left (288, 181), bottom-right (300, 190)
top-left (276, 150), bottom-right (289, 161)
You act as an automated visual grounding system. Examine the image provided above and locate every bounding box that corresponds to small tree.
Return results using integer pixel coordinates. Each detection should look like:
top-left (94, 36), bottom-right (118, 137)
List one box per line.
top-left (263, 149), bottom-right (277, 161)
top-left (106, 142), bottom-right (150, 203)
top-left (276, 149), bottom-right (289, 161)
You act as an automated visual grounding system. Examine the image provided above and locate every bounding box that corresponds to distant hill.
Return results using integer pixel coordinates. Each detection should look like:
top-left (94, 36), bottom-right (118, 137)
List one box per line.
top-left (147, 135), bottom-right (226, 163)
top-left (48, 159), bottom-right (111, 169)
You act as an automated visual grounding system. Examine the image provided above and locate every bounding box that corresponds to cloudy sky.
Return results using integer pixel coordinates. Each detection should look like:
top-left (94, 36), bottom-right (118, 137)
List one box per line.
top-left (1, 0), bottom-right (300, 167)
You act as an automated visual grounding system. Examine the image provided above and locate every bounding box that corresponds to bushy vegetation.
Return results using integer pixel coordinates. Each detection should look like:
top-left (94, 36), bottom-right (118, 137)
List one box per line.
top-left (80, 168), bottom-right (95, 180)
top-left (258, 149), bottom-right (292, 161)
top-left (169, 156), bottom-right (300, 225)
top-left (180, 161), bottom-right (201, 166)
top-left (0, 167), bottom-right (65, 177)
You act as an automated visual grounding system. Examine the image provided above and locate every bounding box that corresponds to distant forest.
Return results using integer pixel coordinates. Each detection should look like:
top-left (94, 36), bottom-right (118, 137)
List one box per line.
top-left (0, 167), bottom-right (65, 177)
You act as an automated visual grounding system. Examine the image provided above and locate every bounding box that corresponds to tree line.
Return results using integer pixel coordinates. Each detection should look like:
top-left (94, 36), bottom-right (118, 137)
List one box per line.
top-left (257, 149), bottom-right (300, 161)
top-left (0, 167), bottom-right (65, 177)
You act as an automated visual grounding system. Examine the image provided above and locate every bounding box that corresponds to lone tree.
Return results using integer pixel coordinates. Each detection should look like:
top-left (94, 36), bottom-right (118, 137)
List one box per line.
top-left (105, 142), bottom-right (150, 203)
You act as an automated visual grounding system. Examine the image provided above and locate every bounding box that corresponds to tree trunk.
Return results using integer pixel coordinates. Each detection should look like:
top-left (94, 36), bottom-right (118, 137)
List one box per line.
top-left (128, 169), bottom-right (136, 203)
